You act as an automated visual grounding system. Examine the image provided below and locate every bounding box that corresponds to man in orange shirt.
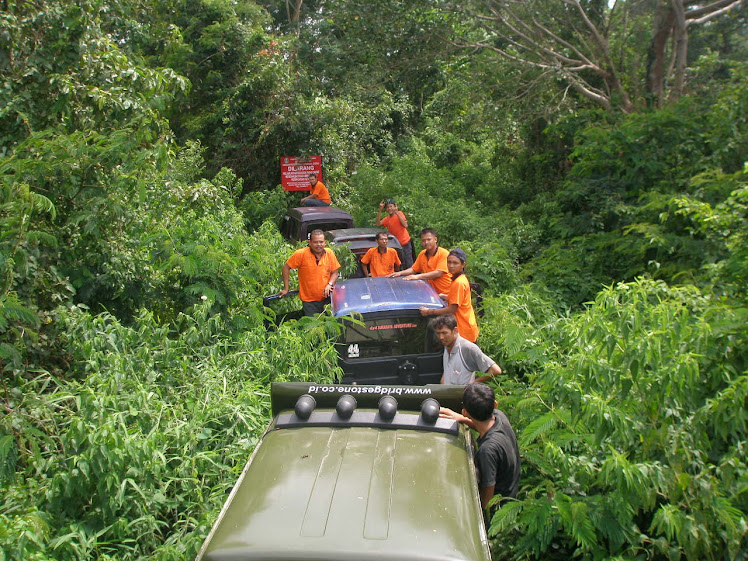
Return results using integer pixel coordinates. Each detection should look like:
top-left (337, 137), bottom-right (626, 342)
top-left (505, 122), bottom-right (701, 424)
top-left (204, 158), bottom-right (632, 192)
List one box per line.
top-left (376, 199), bottom-right (413, 269)
top-left (390, 228), bottom-right (451, 294)
top-left (301, 173), bottom-right (331, 206)
top-left (361, 232), bottom-right (401, 277)
top-left (419, 248), bottom-right (479, 342)
top-left (279, 229), bottom-right (340, 315)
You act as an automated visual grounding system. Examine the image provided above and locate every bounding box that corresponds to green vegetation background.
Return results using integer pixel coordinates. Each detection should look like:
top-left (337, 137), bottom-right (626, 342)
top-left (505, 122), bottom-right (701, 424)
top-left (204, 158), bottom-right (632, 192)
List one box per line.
top-left (1, 0), bottom-right (746, 559)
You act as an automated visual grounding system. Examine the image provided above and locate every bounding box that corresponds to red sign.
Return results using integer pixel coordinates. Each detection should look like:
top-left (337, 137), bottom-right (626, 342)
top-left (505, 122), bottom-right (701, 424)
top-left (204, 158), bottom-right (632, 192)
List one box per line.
top-left (281, 156), bottom-right (323, 191)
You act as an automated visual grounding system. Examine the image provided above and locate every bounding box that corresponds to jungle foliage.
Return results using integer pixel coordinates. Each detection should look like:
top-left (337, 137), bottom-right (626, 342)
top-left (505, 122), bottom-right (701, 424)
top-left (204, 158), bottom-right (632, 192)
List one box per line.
top-left (1, 0), bottom-right (746, 559)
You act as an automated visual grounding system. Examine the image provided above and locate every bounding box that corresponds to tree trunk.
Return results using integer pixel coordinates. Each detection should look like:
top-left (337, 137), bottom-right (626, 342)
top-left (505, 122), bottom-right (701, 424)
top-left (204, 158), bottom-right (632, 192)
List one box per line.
top-left (647, 1), bottom-right (674, 108)
top-left (670, 0), bottom-right (689, 101)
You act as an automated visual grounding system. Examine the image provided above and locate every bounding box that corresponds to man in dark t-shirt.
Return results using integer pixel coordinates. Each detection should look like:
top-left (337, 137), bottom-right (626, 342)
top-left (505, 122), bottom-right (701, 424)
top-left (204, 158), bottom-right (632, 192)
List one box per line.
top-left (440, 383), bottom-right (521, 508)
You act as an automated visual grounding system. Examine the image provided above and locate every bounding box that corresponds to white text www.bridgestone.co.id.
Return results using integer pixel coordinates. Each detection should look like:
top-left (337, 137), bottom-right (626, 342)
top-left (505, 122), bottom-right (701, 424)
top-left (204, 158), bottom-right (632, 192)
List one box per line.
top-left (306, 385), bottom-right (432, 396)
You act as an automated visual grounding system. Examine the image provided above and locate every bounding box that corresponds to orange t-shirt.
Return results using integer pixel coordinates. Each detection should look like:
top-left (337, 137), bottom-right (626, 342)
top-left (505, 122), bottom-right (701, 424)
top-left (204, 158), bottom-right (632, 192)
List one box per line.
top-left (449, 274), bottom-right (479, 342)
top-left (380, 211), bottom-right (411, 245)
top-left (286, 247), bottom-right (340, 302)
top-left (310, 181), bottom-right (331, 204)
top-left (412, 247), bottom-right (451, 294)
top-left (361, 247), bottom-right (401, 277)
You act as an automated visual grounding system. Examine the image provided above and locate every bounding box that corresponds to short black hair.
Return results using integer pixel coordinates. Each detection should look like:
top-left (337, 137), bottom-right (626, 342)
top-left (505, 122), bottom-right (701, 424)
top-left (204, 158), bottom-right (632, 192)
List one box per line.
top-left (376, 231), bottom-right (389, 241)
top-left (420, 228), bottom-right (437, 238)
top-left (308, 229), bottom-right (325, 239)
top-left (463, 383), bottom-right (495, 421)
top-left (428, 314), bottom-right (457, 331)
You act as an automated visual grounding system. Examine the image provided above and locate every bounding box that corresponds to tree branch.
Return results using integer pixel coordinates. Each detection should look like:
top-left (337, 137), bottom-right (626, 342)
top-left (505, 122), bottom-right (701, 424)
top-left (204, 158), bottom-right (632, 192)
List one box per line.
top-left (686, 0), bottom-right (745, 25)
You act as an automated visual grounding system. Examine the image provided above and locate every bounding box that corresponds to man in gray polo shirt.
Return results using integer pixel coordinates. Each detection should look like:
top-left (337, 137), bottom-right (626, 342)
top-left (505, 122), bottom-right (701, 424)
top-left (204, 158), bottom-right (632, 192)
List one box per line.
top-left (428, 315), bottom-right (502, 384)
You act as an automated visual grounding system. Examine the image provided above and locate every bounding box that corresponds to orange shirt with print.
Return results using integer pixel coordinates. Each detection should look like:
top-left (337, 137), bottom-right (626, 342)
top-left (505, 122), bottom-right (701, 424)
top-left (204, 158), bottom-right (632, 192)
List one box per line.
top-left (361, 247), bottom-right (401, 277)
top-left (412, 246), bottom-right (451, 294)
top-left (310, 180), bottom-right (331, 204)
top-left (449, 274), bottom-right (479, 342)
top-left (286, 247), bottom-right (340, 302)
top-left (380, 211), bottom-right (411, 245)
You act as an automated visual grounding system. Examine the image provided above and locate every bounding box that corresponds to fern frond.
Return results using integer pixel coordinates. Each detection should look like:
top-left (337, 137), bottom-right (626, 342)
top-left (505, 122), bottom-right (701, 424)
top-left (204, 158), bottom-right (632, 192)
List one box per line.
top-left (0, 295), bottom-right (41, 328)
top-left (519, 408), bottom-right (571, 446)
top-left (488, 500), bottom-right (524, 537)
top-left (649, 504), bottom-right (684, 542)
top-left (0, 434), bottom-right (18, 481)
top-left (24, 231), bottom-right (58, 247)
top-left (30, 191), bottom-right (56, 219)
top-left (0, 343), bottom-right (21, 364)
top-left (514, 395), bottom-right (543, 409)
top-left (556, 493), bottom-right (598, 551)
top-left (520, 496), bottom-right (559, 555)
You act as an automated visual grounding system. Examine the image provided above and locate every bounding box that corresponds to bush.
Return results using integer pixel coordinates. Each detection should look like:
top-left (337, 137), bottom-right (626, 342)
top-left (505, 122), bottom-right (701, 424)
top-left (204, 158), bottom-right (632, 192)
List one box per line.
top-left (0, 301), bottom-right (342, 561)
top-left (489, 279), bottom-right (748, 560)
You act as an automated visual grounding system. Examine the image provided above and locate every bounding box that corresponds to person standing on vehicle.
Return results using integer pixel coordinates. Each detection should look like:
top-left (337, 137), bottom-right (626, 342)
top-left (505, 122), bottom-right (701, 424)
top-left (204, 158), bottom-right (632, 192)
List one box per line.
top-left (429, 315), bottom-right (501, 384)
top-left (439, 383), bottom-right (521, 508)
top-left (390, 228), bottom-right (451, 294)
top-left (419, 248), bottom-right (479, 342)
top-left (301, 173), bottom-right (331, 206)
top-left (361, 232), bottom-right (401, 277)
top-left (279, 229), bottom-right (340, 315)
top-left (376, 199), bottom-right (414, 269)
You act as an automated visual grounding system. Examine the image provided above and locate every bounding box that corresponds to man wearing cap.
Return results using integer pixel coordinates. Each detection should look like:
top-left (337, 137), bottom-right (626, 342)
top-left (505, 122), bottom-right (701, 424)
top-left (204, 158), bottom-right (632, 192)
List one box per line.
top-left (428, 314), bottom-right (502, 385)
top-left (390, 228), bottom-right (451, 294)
top-left (419, 248), bottom-right (479, 342)
top-left (376, 199), bottom-right (414, 269)
top-left (301, 173), bottom-right (332, 207)
top-left (278, 229), bottom-right (340, 315)
top-left (361, 231), bottom-right (401, 277)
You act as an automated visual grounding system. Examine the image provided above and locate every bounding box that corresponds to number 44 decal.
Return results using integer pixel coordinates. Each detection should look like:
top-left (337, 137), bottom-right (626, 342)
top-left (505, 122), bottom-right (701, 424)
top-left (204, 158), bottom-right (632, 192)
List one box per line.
top-left (347, 344), bottom-right (360, 358)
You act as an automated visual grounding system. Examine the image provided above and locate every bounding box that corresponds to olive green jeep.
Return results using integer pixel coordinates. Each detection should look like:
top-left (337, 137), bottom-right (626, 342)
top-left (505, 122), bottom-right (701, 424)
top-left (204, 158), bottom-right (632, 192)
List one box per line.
top-left (196, 382), bottom-right (491, 561)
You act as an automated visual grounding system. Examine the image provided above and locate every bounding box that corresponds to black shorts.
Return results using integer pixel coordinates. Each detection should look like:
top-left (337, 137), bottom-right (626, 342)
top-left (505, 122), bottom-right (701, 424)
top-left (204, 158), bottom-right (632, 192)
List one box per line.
top-left (302, 298), bottom-right (330, 316)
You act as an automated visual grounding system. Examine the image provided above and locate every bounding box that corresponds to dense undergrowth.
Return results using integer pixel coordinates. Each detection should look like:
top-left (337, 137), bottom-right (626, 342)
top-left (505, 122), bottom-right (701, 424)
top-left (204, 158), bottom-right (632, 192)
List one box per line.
top-left (2, 0), bottom-right (747, 559)
top-left (2, 303), bottom-right (341, 560)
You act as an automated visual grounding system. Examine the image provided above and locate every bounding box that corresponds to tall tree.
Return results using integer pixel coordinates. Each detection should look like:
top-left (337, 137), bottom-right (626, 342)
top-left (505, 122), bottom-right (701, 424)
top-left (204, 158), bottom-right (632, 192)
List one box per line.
top-left (445, 0), bottom-right (747, 112)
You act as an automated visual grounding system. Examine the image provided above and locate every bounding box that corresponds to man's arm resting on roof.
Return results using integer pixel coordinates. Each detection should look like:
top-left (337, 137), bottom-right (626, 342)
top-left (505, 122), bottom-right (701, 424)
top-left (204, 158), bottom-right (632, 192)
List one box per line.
top-left (404, 269), bottom-right (444, 281)
top-left (473, 363), bottom-right (502, 384)
top-left (439, 407), bottom-right (477, 430)
top-left (390, 266), bottom-right (414, 278)
top-left (420, 303), bottom-right (457, 317)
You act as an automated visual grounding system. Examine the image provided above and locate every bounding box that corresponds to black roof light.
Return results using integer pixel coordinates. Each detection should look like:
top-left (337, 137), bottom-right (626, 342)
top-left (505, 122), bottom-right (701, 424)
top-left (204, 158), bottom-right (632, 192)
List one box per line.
top-left (378, 395), bottom-right (398, 421)
top-left (336, 395), bottom-right (357, 419)
top-left (420, 398), bottom-right (440, 424)
top-left (294, 394), bottom-right (316, 420)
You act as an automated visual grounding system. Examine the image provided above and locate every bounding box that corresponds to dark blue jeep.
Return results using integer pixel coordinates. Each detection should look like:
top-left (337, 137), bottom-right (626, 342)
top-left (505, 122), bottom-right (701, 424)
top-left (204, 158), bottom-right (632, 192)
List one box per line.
top-left (331, 277), bottom-right (445, 385)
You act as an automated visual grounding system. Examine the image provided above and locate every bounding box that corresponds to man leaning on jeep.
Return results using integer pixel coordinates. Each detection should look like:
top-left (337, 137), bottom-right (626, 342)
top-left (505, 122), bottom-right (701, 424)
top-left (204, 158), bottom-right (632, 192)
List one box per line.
top-left (440, 383), bottom-right (521, 509)
top-left (279, 229), bottom-right (340, 316)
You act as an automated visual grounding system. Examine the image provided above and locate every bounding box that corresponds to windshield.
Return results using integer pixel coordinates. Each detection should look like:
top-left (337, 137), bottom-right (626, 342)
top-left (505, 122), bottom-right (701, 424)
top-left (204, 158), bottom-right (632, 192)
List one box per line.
top-left (340, 316), bottom-right (441, 359)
